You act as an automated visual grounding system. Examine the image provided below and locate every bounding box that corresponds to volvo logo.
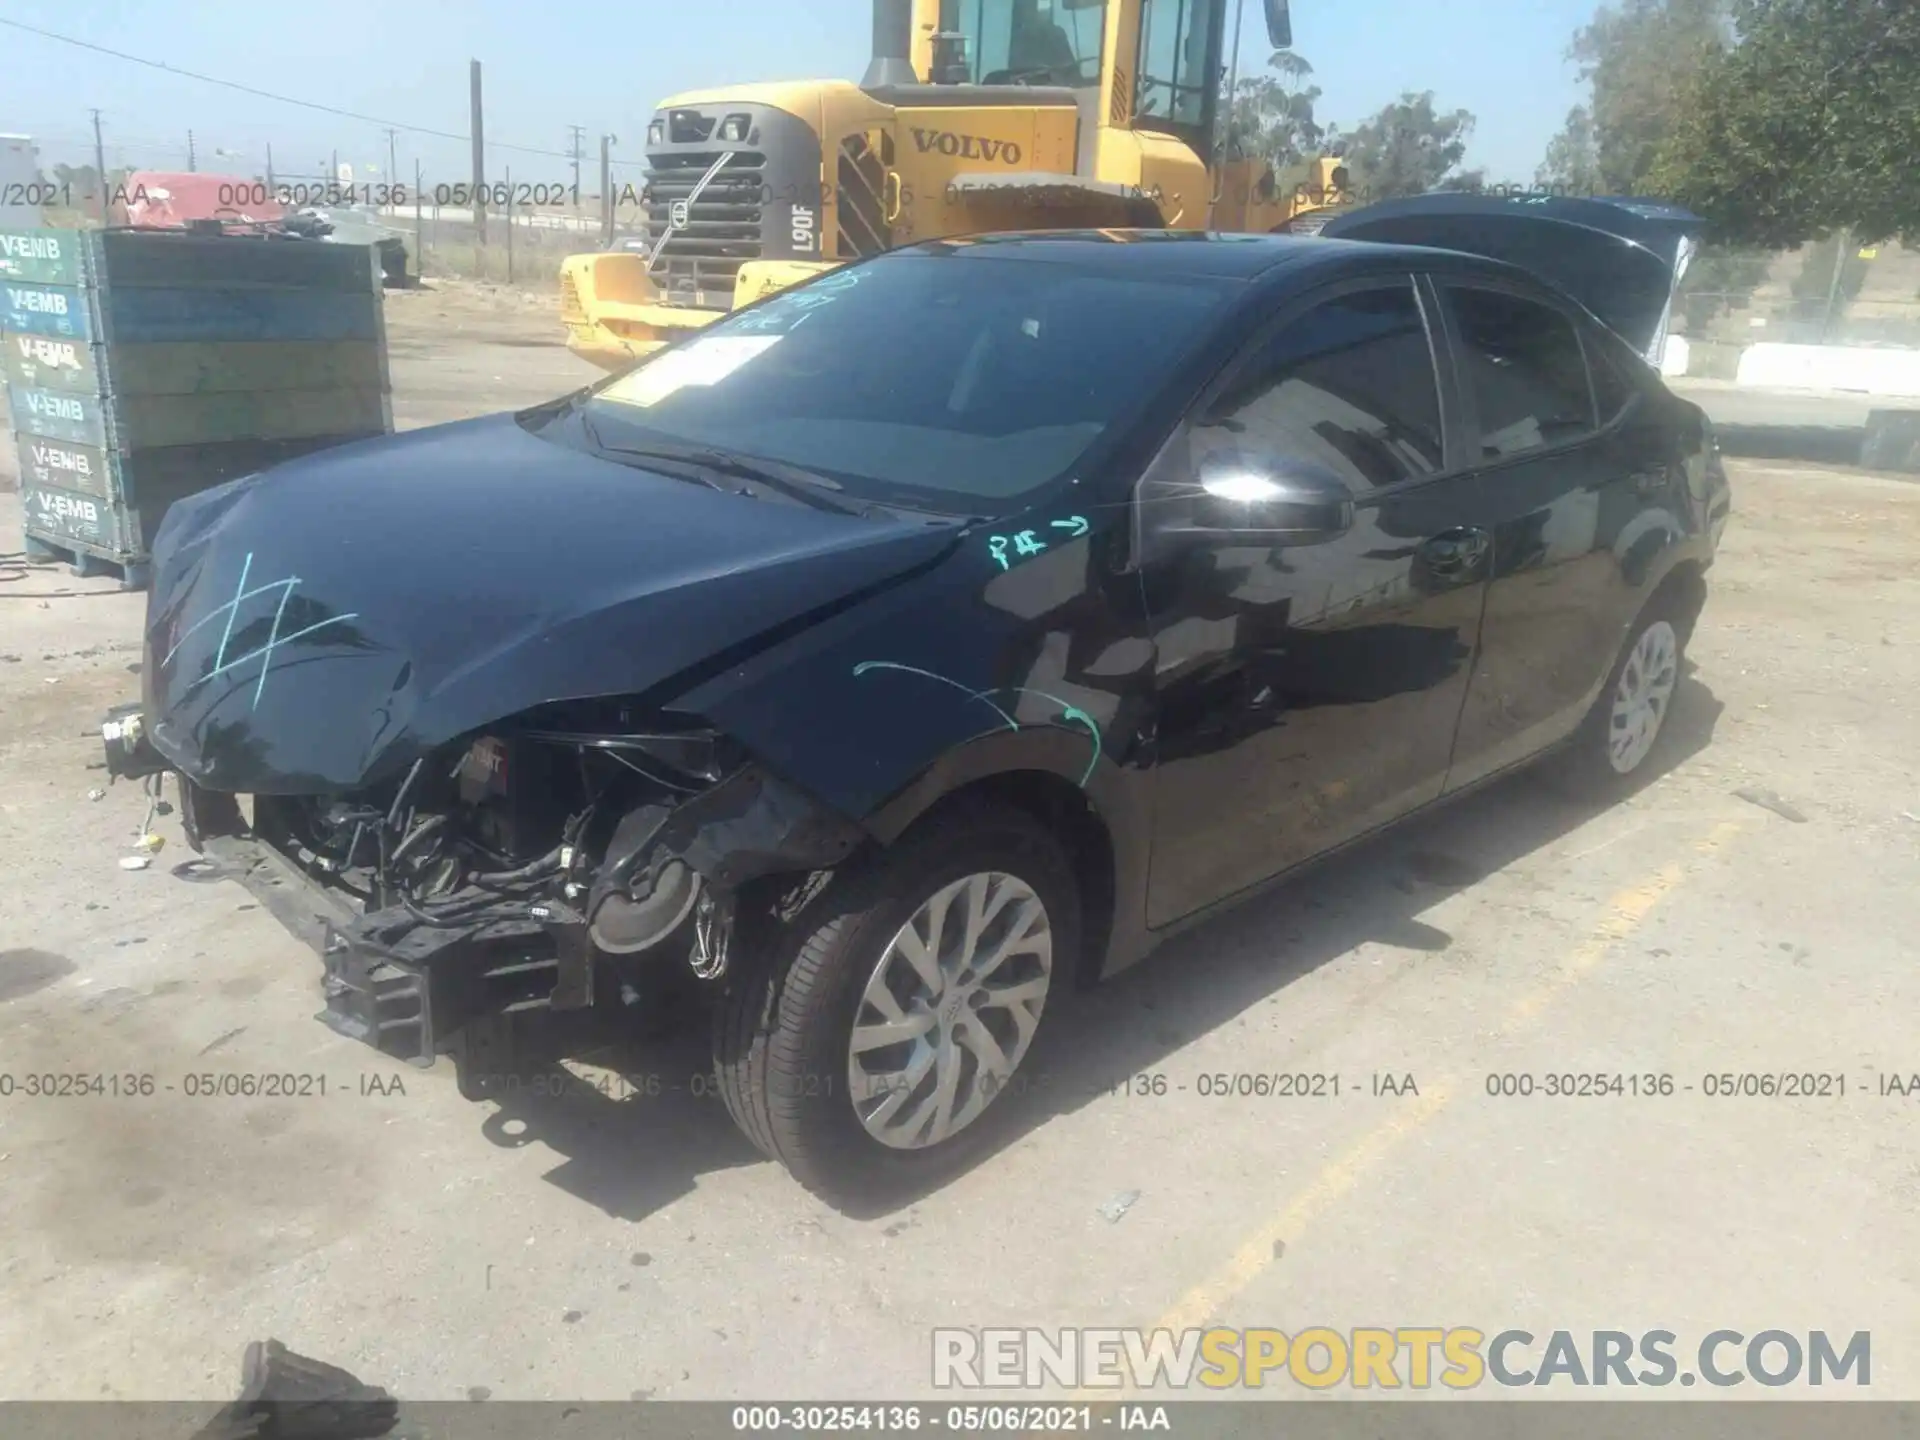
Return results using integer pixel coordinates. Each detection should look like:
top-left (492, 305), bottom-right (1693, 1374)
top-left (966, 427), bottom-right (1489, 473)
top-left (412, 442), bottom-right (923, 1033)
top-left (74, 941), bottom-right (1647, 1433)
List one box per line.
top-left (649, 152), bottom-right (736, 275)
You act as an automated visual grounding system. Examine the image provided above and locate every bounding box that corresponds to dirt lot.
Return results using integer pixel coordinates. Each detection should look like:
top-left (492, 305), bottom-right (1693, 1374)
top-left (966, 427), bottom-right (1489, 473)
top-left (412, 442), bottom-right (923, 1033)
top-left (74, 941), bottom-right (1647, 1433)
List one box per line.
top-left (1, 286), bottom-right (1917, 1403)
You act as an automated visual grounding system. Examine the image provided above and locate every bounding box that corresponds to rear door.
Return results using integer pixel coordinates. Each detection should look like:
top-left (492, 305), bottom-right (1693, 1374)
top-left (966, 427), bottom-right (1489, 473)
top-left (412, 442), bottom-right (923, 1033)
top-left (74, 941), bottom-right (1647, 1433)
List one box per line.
top-left (1138, 274), bottom-right (1491, 928)
top-left (1432, 274), bottom-right (1668, 790)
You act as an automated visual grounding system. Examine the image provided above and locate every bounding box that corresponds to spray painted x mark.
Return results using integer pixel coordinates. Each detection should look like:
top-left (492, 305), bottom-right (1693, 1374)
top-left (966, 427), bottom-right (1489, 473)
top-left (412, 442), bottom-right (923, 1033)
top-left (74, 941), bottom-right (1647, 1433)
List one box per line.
top-left (162, 551), bottom-right (361, 710)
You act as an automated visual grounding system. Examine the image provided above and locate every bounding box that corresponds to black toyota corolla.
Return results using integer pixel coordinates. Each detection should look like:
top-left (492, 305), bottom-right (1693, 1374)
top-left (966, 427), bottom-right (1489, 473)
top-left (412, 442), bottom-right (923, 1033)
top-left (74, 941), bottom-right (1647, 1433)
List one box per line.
top-left (104, 200), bottom-right (1729, 1204)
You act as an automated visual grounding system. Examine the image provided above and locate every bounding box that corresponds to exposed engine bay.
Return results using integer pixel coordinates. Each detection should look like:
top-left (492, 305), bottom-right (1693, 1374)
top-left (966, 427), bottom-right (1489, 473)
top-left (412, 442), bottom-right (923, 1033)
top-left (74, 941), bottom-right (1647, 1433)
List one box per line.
top-left (106, 698), bottom-right (866, 1074)
top-left (262, 715), bottom-right (726, 960)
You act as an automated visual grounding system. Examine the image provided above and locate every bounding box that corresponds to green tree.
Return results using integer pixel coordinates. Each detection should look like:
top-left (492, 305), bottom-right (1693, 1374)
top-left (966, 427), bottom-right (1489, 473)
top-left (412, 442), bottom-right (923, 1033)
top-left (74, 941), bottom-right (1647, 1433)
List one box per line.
top-left (1545, 0), bottom-right (1731, 196)
top-left (1341, 92), bottom-right (1481, 200)
top-left (52, 162), bottom-right (100, 193)
top-left (1649, 0), bottom-right (1920, 246)
top-left (1784, 233), bottom-right (1872, 334)
top-left (1220, 50), bottom-right (1327, 170)
top-left (1535, 106), bottom-right (1602, 194)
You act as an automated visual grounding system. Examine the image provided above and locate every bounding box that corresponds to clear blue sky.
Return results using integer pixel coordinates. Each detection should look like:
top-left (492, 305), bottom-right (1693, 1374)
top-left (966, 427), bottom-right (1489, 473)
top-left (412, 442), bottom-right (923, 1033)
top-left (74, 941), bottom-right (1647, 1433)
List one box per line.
top-left (2, 0), bottom-right (1601, 187)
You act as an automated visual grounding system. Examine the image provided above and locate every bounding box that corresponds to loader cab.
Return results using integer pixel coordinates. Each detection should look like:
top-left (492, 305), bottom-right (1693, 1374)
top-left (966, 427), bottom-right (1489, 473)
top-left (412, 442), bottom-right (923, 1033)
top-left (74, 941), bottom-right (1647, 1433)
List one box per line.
top-left (938, 0), bottom-right (1110, 90)
top-left (868, 0), bottom-right (1292, 170)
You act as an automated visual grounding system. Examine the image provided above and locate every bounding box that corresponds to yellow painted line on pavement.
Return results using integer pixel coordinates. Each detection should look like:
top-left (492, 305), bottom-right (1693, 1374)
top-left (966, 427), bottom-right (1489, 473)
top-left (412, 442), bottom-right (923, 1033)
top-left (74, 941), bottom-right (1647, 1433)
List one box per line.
top-left (1149, 1080), bottom-right (1453, 1338)
top-left (1054, 817), bottom-right (1747, 1409)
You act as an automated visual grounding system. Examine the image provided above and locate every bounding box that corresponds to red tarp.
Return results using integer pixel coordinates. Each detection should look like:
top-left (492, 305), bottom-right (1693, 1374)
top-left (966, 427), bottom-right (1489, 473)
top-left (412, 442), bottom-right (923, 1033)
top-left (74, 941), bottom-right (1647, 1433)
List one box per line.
top-left (115, 171), bottom-right (286, 227)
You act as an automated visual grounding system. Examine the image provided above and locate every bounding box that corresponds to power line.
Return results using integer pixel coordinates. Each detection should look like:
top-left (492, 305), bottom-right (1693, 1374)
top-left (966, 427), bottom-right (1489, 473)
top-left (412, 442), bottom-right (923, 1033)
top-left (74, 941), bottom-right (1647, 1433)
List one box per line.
top-left (0, 16), bottom-right (574, 160)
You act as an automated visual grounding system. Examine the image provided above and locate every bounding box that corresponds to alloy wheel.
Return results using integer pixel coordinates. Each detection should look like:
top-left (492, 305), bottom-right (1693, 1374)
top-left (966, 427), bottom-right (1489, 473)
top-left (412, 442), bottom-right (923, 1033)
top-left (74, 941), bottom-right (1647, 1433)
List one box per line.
top-left (1607, 619), bottom-right (1680, 775)
top-left (846, 871), bottom-right (1053, 1150)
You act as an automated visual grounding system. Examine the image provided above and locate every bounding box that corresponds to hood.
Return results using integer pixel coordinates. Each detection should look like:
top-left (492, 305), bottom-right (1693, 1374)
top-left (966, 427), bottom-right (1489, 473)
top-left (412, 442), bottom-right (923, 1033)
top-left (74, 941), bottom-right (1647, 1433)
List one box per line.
top-left (143, 413), bottom-right (963, 794)
top-left (1316, 193), bottom-right (1705, 360)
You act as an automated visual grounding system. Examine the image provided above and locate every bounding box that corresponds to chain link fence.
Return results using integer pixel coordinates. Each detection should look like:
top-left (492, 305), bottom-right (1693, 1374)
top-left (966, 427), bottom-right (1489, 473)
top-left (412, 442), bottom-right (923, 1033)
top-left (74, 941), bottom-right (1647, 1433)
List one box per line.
top-left (1671, 239), bottom-right (1920, 376)
top-left (389, 181), bottom-right (651, 289)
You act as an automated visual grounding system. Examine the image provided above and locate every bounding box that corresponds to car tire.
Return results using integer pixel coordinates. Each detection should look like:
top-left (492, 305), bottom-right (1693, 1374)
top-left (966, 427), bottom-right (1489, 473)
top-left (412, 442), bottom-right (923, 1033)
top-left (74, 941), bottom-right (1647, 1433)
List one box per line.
top-left (713, 799), bottom-right (1078, 1208)
top-left (1559, 595), bottom-right (1688, 798)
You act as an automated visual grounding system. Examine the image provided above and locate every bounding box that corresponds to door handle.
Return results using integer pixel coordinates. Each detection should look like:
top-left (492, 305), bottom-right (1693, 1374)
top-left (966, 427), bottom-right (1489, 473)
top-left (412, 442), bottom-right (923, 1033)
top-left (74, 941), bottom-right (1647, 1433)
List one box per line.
top-left (1417, 527), bottom-right (1491, 583)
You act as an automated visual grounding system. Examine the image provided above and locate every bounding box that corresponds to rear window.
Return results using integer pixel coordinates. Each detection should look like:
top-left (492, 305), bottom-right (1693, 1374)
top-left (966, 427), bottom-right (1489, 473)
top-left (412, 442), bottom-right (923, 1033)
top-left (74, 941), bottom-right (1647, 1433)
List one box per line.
top-left (580, 254), bottom-right (1237, 512)
top-left (1586, 331), bottom-right (1642, 426)
top-left (1447, 286), bottom-right (1596, 460)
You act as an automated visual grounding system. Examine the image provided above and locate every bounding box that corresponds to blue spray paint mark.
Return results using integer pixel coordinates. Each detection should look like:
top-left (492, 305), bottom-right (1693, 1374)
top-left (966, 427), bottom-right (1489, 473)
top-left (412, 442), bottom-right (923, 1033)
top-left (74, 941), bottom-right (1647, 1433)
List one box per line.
top-left (165, 550), bottom-right (361, 710)
top-left (850, 662), bottom-right (1019, 731)
top-left (852, 662), bottom-right (1103, 788)
top-left (987, 515), bottom-right (1087, 571)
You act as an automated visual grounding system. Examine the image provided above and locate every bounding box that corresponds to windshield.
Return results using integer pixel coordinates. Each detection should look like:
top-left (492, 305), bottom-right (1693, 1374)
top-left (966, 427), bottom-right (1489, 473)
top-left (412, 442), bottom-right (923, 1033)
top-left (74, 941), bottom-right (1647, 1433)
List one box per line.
top-left (946, 0), bottom-right (1108, 87)
top-left (577, 251), bottom-right (1236, 514)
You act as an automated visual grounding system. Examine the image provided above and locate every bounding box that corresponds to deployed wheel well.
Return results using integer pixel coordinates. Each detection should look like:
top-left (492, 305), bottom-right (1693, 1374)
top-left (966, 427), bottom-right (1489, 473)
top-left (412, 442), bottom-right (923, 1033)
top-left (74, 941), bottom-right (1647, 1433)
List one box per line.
top-left (1650, 561), bottom-right (1709, 648)
top-left (900, 772), bottom-right (1116, 991)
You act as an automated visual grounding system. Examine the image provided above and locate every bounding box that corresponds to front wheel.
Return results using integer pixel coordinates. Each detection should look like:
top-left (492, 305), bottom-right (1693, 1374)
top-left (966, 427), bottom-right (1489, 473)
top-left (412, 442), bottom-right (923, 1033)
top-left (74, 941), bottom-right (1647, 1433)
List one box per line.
top-left (713, 801), bottom-right (1079, 1207)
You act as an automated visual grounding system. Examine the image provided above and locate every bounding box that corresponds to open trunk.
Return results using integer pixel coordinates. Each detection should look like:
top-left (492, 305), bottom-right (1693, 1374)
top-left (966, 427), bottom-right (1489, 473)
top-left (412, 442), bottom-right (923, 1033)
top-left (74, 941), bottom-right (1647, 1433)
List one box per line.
top-left (1313, 192), bottom-right (1706, 364)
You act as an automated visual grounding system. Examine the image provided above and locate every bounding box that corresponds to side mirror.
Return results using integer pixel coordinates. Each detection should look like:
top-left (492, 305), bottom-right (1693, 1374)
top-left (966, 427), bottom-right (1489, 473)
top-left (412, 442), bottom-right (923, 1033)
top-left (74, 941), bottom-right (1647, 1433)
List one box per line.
top-left (1189, 447), bottom-right (1353, 542)
top-left (1264, 0), bottom-right (1293, 50)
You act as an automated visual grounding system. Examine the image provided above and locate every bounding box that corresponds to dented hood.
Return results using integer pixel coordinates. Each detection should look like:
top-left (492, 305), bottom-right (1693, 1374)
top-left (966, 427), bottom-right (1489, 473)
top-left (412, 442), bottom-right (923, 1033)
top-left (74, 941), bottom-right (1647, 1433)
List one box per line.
top-left (1317, 193), bottom-right (1705, 359)
top-left (142, 413), bottom-right (963, 794)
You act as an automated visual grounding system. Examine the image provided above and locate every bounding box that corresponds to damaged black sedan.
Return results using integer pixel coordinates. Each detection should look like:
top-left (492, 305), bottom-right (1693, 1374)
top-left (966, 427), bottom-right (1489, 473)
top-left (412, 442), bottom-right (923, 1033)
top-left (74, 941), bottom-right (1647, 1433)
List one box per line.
top-left (105, 202), bottom-right (1728, 1204)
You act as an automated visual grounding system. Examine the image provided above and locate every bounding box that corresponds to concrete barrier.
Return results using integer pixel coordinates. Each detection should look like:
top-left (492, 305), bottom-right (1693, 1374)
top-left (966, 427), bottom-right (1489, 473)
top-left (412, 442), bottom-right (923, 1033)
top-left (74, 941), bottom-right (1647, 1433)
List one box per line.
top-left (1734, 343), bottom-right (1920, 396)
top-left (1659, 335), bottom-right (1690, 378)
top-left (1861, 409), bottom-right (1920, 473)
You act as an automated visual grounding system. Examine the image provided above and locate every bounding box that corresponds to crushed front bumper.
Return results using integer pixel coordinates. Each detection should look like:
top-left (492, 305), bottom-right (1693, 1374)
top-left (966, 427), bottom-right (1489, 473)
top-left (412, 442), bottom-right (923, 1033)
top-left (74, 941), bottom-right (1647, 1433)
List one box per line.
top-left (103, 706), bottom-right (587, 1070)
top-left (192, 829), bottom-right (581, 1069)
top-left (102, 702), bottom-right (870, 1077)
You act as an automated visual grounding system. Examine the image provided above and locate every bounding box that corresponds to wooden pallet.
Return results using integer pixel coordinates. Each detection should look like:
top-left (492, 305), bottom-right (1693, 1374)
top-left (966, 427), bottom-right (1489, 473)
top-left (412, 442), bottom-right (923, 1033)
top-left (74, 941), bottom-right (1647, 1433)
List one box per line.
top-left (21, 532), bottom-right (150, 590)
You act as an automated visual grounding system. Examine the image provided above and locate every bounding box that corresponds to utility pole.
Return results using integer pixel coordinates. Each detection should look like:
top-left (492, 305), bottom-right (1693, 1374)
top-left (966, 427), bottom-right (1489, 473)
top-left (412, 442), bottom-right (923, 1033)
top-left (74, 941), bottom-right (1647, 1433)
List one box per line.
top-left (470, 60), bottom-right (487, 247)
top-left (1822, 228), bottom-right (1851, 342)
top-left (385, 128), bottom-right (398, 208)
top-left (265, 142), bottom-right (275, 193)
top-left (600, 133), bottom-right (616, 245)
top-left (90, 108), bottom-right (108, 223)
top-left (187, 130), bottom-right (196, 172)
top-left (568, 124), bottom-right (585, 217)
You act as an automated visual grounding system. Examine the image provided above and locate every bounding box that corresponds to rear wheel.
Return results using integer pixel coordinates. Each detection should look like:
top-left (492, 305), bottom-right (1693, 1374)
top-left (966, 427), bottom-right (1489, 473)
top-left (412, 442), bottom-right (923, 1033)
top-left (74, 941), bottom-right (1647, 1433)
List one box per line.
top-left (1559, 600), bottom-right (1685, 796)
top-left (713, 800), bottom-right (1077, 1207)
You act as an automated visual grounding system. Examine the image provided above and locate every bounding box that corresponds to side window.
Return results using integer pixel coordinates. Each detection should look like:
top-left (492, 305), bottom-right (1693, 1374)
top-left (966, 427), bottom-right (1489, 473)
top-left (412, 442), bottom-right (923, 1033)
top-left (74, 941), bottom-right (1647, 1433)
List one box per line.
top-left (1447, 286), bottom-right (1596, 460)
top-left (964, 0), bottom-right (1017, 80)
top-left (1137, 0), bottom-right (1219, 129)
top-left (1585, 332), bottom-right (1640, 426)
top-left (1196, 283), bottom-right (1446, 492)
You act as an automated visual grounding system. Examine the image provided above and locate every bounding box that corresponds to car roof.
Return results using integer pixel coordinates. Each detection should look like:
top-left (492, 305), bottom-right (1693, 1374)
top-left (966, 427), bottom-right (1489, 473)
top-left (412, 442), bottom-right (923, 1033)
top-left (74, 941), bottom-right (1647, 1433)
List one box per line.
top-left (883, 228), bottom-right (1534, 288)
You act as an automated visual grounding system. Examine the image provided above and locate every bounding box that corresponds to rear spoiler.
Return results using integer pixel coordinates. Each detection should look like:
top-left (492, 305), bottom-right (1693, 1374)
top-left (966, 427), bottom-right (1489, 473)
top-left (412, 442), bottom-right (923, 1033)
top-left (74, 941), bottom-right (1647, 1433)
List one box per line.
top-left (1312, 193), bottom-right (1706, 363)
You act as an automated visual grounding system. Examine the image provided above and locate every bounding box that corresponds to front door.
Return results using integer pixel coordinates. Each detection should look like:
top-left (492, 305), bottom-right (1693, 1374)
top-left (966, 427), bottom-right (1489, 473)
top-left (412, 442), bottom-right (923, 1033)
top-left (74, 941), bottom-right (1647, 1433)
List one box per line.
top-left (1138, 276), bottom-right (1491, 929)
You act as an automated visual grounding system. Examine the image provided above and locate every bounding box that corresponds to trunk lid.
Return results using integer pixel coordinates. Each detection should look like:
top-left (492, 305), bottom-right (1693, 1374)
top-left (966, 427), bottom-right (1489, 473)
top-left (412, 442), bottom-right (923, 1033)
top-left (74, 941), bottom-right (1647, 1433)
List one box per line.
top-left (1315, 193), bottom-right (1706, 363)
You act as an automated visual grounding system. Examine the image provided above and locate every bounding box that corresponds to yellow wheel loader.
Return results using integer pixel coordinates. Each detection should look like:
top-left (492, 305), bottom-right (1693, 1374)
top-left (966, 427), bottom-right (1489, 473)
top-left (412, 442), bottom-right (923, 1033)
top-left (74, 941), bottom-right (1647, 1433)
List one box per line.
top-left (560, 0), bottom-right (1352, 369)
